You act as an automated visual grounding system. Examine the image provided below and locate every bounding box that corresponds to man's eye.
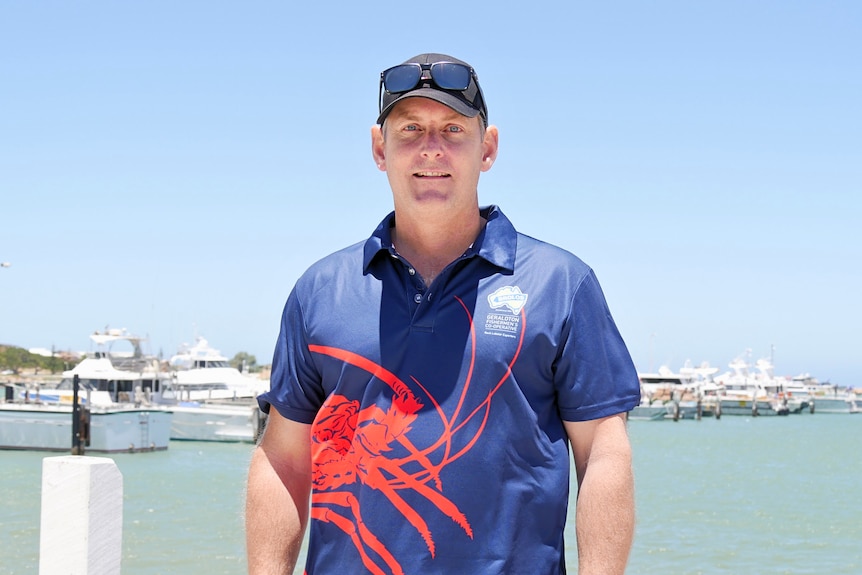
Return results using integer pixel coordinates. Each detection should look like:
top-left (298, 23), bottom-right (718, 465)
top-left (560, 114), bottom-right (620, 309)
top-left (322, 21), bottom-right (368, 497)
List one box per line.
top-left (446, 126), bottom-right (462, 133)
top-left (404, 125), bottom-right (418, 131)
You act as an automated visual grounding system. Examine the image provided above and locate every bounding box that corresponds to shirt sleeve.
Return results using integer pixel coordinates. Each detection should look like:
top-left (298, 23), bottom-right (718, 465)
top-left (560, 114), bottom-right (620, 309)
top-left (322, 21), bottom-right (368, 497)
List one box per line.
top-left (554, 270), bottom-right (641, 421)
top-left (257, 287), bottom-right (325, 424)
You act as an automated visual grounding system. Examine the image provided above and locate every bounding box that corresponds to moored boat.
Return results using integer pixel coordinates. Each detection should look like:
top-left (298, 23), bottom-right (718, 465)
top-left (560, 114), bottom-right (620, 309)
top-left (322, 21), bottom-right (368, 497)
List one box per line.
top-left (808, 390), bottom-right (861, 414)
top-left (628, 398), bottom-right (667, 421)
top-left (0, 384), bottom-right (171, 453)
top-left (167, 336), bottom-right (267, 403)
top-left (59, 329), bottom-right (266, 442)
top-left (639, 362), bottom-right (721, 421)
top-left (714, 356), bottom-right (790, 416)
top-left (665, 389), bottom-right (721, 420)
top-left (716, 395), bottom-right (789, 417)
top-left (168, 401), bottom-right (264, 442)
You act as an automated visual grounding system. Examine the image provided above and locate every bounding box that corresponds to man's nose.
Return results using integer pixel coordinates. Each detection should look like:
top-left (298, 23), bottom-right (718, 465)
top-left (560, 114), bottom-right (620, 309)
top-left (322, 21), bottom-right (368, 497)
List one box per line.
top-left (420, 131), bottom-right (444, 157)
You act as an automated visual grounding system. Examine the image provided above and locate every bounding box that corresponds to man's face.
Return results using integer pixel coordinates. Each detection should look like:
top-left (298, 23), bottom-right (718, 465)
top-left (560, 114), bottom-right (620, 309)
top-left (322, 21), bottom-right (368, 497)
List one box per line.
top-left (371, 98), bottom-right (497, 214)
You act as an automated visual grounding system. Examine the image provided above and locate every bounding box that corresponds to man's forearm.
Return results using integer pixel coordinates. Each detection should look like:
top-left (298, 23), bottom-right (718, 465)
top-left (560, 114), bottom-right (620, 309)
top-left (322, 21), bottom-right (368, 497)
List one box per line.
top-left (574, 449), bottom-right (635, 575)
top-left (246, 446), bottom-right (309, 575)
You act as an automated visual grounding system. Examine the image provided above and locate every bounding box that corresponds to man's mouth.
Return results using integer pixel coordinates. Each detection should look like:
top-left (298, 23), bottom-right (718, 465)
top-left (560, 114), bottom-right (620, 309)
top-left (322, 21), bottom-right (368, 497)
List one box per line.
top-left (414, 171), bottom-right (450, 178)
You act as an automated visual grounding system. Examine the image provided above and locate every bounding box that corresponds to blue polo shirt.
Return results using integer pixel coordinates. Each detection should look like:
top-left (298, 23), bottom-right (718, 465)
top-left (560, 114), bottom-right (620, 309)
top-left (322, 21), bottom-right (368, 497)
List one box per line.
top-left (260, 205), bottom-right (640, 575)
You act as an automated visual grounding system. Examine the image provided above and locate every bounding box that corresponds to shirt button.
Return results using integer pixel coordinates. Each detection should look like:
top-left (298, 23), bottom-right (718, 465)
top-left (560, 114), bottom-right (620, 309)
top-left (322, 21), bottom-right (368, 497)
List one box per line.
top-left (413, 293), bottom-right (423, 304)
top-left (408, 267), bottom-right (416, 276)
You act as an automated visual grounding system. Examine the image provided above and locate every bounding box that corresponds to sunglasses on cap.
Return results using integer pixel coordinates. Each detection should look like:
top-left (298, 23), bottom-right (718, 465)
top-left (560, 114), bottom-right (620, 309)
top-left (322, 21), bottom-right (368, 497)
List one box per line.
top-left (378, 61), bottom-right (487, 124)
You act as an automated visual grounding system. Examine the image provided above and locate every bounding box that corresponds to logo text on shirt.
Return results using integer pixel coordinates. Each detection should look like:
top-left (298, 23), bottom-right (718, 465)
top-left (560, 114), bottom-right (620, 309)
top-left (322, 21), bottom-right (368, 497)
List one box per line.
top-left (484, 286), bottom-right (528, 339)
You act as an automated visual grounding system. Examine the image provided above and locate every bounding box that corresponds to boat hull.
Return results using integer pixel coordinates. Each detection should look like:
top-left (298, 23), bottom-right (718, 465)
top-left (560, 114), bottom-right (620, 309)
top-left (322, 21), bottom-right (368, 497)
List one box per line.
top-left (718, 398), bottom-right (789, 416)
top-left (628, 405), bottom-right (667, 421)
top-left (167, 402), bottom-right (263, 442)
top-left (0, 403), bottom-right (172, 453)
top-left (810, 396), bottom-right (861, 414)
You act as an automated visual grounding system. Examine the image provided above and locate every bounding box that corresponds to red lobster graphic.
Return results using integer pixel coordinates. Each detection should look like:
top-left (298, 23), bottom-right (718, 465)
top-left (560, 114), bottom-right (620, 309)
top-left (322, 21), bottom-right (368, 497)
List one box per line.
top-left (307, 296), bottom-right (525, 575)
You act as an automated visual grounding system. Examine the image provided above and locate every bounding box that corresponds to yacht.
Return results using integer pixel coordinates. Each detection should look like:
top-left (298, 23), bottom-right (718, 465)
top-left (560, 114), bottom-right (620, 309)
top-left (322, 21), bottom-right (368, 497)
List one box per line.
top-left (639, 361), bottom-right (720, 420)
top-left (714, 356), bottom-right (790, 416)
top-left (166, 336), bottom-right (267, 403)
top-left (57, 329), bottom-right (265, 442)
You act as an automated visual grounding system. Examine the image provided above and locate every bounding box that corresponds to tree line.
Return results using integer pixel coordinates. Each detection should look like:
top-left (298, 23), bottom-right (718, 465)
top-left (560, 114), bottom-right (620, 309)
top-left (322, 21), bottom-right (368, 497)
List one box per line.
top-left (0, 346), bottom-right (70, 375)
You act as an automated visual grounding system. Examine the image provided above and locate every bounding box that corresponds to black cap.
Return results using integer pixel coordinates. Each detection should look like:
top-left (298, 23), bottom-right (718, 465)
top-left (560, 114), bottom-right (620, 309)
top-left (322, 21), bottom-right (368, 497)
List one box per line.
top-left (377, 53), bottom-right (487, 126)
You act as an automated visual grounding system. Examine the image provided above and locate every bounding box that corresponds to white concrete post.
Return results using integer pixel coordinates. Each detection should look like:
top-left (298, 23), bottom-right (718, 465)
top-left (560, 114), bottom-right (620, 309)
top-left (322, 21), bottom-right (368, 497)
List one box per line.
top-left (39, 456), bottom-right (124, 575)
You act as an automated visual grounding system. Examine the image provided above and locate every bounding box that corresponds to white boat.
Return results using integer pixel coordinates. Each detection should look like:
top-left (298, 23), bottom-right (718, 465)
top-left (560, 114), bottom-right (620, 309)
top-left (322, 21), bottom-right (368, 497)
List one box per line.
top-left (638, 365), bottom-right (696, 398)
top-left (0, 385), bottom-right (171, 453)
top-left (779, 377), bottom-right (814, 414)
top-left (665, 385), bottom-right (722, 420)
top-left (717, 393), bottom-right (788, 416)
top-left (160, 336), bottom-right (268, 441)
top-left (59, 329), bottom-right (171, 403)
top-left (60, 329), bottom-right (265, 442)
top-left (168, 400), bottom-right (264, 442)
top-left (628, 397), bottom-right (667, 421)
top-left (640, 362), bottom-right (721, 420)
top-left (714, 356), bottom-right (790, 416)
top-left (788, 374), bottom-right (860, 414)
top-left (808, 387), bottom-right (861, 414)
top-left (166, 336), bottom-right (267, 403)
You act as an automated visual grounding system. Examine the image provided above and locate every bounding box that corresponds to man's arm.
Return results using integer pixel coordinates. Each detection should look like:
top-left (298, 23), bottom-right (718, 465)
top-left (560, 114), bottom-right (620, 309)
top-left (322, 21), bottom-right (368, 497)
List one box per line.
top-left (246, 409), bottom-right (312, 575)
top-left (564, 413), bottom-right (634, 575)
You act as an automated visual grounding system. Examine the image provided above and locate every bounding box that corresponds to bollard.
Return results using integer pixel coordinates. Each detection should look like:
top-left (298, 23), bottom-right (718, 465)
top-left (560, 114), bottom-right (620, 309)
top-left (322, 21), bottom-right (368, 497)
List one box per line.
top-left (40, 456), bottom-right (123, 575)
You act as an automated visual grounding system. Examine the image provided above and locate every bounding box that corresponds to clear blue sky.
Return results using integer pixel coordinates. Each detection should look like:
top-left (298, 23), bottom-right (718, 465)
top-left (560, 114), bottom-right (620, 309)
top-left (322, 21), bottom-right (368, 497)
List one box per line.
top-left (2, 1), bottom-right (860, 385)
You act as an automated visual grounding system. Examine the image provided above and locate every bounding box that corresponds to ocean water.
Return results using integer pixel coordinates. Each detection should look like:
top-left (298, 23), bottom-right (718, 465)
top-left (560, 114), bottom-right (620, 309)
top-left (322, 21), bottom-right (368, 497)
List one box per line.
top-left (1, 414), bottom-right (860, 574)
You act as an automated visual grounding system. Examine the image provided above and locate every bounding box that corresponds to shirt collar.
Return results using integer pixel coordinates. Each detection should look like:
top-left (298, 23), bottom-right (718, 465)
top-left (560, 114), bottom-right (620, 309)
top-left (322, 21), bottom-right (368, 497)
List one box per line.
top-left (362, 205), bottom-right (516, 274)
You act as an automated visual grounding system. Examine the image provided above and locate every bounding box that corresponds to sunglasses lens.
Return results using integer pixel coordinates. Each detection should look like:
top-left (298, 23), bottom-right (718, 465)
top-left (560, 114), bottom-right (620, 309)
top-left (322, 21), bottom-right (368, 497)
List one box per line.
top-left (383, 65), bottom-right (422, 93)
top-left (378, 60), bottom-right (486, 125)
top-left (383, 63), bottom-right (472, 94)
top-left (431, 63), bottom-right (471, 91)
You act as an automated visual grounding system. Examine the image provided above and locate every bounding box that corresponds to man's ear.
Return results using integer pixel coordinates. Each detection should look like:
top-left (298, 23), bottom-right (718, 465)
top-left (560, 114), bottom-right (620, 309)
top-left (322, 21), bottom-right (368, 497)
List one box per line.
top-left (371, 124), bottom-right (386, 171)
top-left (481, 125), bottom-right (499, 172)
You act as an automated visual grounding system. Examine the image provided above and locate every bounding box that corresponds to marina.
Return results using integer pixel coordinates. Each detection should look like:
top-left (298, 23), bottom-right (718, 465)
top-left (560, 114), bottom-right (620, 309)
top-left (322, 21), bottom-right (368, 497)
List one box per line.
top-left (636, 356), bottom-right (861, 422)
top-left (2, 338), bottom-right (859, 572)
top-left (2, 415), bottom-right (861, 573)
top-left (1, 329), bottom-right (267, 451)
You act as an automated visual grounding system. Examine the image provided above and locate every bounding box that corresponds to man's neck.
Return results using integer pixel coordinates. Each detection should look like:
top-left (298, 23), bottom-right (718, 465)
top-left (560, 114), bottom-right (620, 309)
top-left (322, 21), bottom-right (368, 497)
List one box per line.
top-left (391, 209), bottom-right (484, 286)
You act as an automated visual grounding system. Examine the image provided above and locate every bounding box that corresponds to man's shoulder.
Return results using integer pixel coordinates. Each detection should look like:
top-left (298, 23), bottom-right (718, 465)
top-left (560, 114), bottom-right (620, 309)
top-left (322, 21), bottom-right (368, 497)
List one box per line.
top-left (296, 240), bottom-right (367, 288)
top-left (515, 231), bottom-right (592, 274)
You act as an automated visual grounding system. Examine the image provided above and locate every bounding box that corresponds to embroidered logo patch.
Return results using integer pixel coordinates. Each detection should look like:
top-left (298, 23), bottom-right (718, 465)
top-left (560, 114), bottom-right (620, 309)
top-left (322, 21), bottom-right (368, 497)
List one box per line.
top-left (487, 286), bottom-right (528, 315)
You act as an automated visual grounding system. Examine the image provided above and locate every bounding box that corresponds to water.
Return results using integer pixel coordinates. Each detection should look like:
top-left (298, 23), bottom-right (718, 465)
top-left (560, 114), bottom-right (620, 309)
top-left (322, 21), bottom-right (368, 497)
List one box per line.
top-left (1, 442), bottom-right (252, 575)
top-left (629, 415), bottom-right (861, 574)
top-left (2, 415), bottom-right (860, 574)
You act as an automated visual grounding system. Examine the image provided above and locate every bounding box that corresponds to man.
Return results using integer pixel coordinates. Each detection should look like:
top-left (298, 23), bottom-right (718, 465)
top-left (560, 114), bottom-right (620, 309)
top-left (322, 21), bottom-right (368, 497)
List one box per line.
top-left (246, 53), bottom-right (640, 575)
